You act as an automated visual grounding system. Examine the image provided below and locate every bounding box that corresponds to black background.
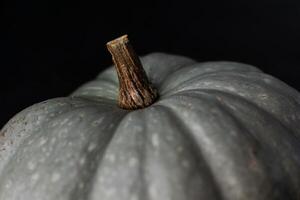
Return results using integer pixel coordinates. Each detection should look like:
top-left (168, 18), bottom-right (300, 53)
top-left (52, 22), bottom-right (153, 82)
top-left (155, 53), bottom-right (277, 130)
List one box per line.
top-left (1, 0), bottom-right (300, 127)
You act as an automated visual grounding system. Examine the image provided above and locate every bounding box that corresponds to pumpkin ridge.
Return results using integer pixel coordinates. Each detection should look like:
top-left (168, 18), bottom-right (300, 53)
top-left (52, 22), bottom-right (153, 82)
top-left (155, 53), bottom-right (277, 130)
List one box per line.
top-left (71, 80), bottom-right (118, 101)
top-left (134, 53), bottom-right (197, 87)
top-left (0, 98), bottom-right (127, 200)
top-left (86, 110), bottom-right (150, 200)
top-left (150, 104), bottom-right (224, 200)
top-left (164, 70), bottom-right (300, 106)
top-left (172, 89), bottom-right (300, 198)
top-left (158, 93), bottom-right (283, 199)
top-left (195, 87), bottom-right (300, 154)
top-left (179, 88), bottom-right (300, 139)
top-left (204, 71), bottom-right (300, 104)
top-left (194, 89), bottom-right (300, 196)
top-left (0, 97), bottom-right (75, 174)
top-left (68, 109), bottom-right (128, 200)
top-left (206, 94), bottom-right (300, 199)
top-left (161, 71), bottom-right (259, 97)
top-left (134, 110), bottom-right (151, 200)
top-left (159, 62), bottom-right (261, 95)
top-left (161, 70), bottom-right (300, 135)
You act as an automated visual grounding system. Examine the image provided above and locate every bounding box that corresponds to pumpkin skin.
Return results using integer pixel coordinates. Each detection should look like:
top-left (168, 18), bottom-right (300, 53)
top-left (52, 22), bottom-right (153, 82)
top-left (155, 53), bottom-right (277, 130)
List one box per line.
top-left (0, 53), bottom-right (300, 200)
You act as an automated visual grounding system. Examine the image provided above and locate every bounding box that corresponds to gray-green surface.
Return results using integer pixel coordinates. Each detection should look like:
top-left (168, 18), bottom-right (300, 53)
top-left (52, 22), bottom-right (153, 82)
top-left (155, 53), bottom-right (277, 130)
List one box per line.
top-left (0, 53), bottom-right (300, 199)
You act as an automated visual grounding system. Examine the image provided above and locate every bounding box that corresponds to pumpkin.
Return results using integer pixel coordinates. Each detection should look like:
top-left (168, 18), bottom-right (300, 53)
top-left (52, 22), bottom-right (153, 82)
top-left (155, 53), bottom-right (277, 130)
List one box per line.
top-left (0, 35), bottom-right (300, 200)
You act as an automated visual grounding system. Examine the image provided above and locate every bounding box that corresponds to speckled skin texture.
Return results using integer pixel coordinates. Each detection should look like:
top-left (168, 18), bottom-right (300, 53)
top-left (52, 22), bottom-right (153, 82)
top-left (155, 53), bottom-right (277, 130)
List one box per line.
top-left (1, 53), bottom-right (300, 200)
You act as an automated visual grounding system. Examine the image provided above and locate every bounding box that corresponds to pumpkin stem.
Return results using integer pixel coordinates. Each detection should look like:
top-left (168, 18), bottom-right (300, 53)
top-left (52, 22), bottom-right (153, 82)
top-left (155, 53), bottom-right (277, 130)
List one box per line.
top-left (106, 35), bottom-right (158, 110)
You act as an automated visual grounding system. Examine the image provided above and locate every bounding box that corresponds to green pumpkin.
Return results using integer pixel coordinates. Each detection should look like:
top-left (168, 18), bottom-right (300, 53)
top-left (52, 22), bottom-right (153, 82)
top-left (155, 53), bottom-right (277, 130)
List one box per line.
top-left (0, 37), bottom-right (300, 200)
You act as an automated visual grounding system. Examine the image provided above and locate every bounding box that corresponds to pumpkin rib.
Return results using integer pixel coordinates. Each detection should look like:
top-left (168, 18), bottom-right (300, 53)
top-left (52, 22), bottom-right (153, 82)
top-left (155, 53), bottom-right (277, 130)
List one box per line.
top-left (163, 70), bottom-right (300, 105)
top-left (149, 104), bottom-right (225, 200)
top-left (158, 93), bottom-right (283, 200)
top-left (31, 98), bottom-right (126, 200)
top-left (197, 88), bottom-right (300, 139)
top-left (0, 98), bottom-right (127, 200)
top-left (68, 108), bottom-right (128, 200)
top-left (0, 97), bottom-right (77, 174)
top-left (208, 94), bottom-right (300, 199)
top-left (74, 96), bottom-right (118, 104)
top-left (173, 89), bottom-right (300, 198)
top-left (162, 71), bottom-right (300, 136)
top-left (35, 105), bottom-right (123, 200)
top-left (211, 71), bottom-right (300, 104)
top-left (183, 79), bottom-right (300, 137)
top-left (139, 52), bottom-right (197, 86)
top-left (159, 62), bottom-right (262, 94)
top-left (134, 111), bottom-right (150, 200)
top-left (71, 80), bottom-right (118, 101)
top-left (87, 110), bottom-right (152, 200)
top-left (191, 88), bottom-right (299, 135)
top-left (172, 88), bottom-right (298, 137)
top-left (196, 89), bottom-right (300, 196)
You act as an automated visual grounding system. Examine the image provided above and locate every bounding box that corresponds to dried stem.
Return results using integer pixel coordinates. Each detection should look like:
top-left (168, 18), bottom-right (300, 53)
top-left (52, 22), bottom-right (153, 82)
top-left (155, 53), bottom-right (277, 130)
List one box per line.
top-left (106, 35), bottom-right (158, 110)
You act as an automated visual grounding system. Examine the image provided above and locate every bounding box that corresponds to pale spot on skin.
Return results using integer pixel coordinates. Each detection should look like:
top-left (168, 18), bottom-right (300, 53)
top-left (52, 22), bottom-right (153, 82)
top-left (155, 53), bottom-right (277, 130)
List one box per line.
top-left (258, 93), bottom-right (268, 100)
top-left (129, 157), bottom-right (138, 167)
top-left (79, 157), bottom-right (86, 165)
top-left (51, 172), bottom-right (61, 183)
top-left (106, 154), bottom-right (116, 163)
top-left (50, 137), bottom-right (56, 144)
top-left (149, 185), bottom-right (158, 199)
top-left (88, 143), bottom-right (97, 152)
top-left (130, 195), bottom-right (138, 200)
top-left (152, 133), bottom-right (159, 147)
top-left (79, 113), bottom-right (85, 118)
top-left (22, 148), bottom-right (28, 153)
top-left (226, 86), bottom-right (237, 93)
top-left (31, 173), bottom-right (40, 182)
top-left (51, 121), bottom-right (59, 127)
top-left (67, 121), bottom-right (73, 126)
top-left (98, 177), bottom-right (105, 184)
top-left (27, 161), bottom-right (36, 170)
top-left (42, 147), bottom-right (47, 153)
top-left (92, 118), bottom-right (103, 127)
top-left (79, 182), bottom-right (85, 189)
top-left (27, 139), bottom-right (34, 145)
top-left (106, 188), bottom-right (116, 197)
top-left (60, 118), bottom-right (69, 125)
top-left (5, 180), bottom-right (12, 189)
top-left (182, 160), bottom-right (190, 168)
top-left (39, 137), bottom-right (47, 146)
top-left (263, 78), bottom-right (272, 84)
